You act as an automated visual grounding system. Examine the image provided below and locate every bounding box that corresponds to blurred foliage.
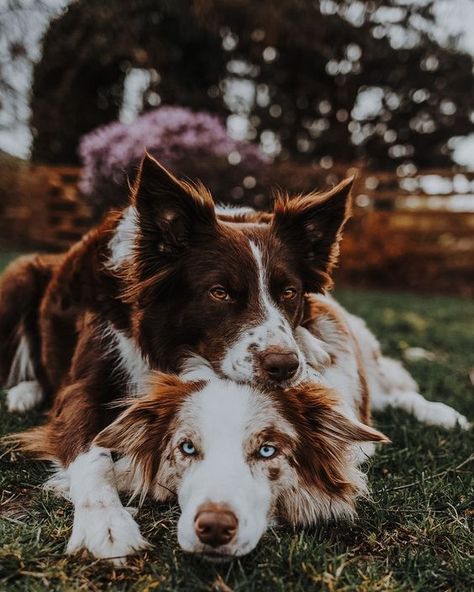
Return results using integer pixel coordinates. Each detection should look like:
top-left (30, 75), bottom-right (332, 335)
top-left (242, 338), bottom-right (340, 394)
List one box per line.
top-left (0, 1), bottom-right (62, 139)
top-left (30, 0), bottom-right (225, 164)
top-left (78, 105), bottom-right (268, 211)
top-left (29, 0), bottom-right (474, 169)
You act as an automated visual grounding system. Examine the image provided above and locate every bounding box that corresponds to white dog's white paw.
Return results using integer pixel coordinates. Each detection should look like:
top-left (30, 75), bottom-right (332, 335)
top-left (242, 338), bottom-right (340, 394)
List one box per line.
top-left (384, 391), bottom-right (470, 430)
top-left (6, 380), bottom-right (43, 413)
top-left (421, 401), bottom-right (470, 430)
top-left (67, 505), bottom-right (149, 565)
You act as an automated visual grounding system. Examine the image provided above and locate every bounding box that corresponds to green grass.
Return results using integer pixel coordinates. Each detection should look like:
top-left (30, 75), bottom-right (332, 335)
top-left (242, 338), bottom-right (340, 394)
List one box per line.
top-left (1, 252), bottom-right (473, 592)
top-left (0, 252), bottom-right (22, 272)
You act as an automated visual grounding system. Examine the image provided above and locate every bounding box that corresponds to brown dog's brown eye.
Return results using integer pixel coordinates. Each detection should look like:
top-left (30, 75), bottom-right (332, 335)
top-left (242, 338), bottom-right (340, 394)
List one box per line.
top-left (281, 287), bottom-right (297, 301)
top-left (209, 286), bottom-right (230, 301)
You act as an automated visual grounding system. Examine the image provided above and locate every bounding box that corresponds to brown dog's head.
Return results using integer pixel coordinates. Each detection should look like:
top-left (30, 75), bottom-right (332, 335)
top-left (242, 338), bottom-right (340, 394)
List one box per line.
top-left (112, 153), bottom-right (353, 385)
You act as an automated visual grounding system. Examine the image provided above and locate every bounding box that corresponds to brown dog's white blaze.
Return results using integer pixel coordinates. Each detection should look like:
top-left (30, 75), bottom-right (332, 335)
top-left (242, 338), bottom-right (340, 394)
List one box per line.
top-left (218, 177), bottom-right (354, 385)
top-left (217, 237), bottom-right (304, 384)
top-left (94, 372), bottom-right (388, 557)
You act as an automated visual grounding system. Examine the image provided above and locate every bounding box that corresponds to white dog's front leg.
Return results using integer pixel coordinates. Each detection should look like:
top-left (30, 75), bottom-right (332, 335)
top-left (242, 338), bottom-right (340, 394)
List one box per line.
top-left (67, 446), bottom-right (148, 564)
top-left (372, 390), bottom-right (470, 430)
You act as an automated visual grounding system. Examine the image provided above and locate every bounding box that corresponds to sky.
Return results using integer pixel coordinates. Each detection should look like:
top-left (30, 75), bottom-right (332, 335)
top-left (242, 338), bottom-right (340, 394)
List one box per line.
top-left (0, 0), bottom-right (473, 169)
top-left (430, 0), bottom-right (474, 168)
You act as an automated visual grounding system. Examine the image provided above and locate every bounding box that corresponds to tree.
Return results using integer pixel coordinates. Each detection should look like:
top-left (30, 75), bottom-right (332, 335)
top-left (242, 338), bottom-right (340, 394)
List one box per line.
top-left (30, 0), bottom-right (225, 163)
top-left (201, 0), bottom-right (473, 169)
top-left (0, 0), bottom-right (63, 156)
top-left (30, 0), bottom-right (474, 169)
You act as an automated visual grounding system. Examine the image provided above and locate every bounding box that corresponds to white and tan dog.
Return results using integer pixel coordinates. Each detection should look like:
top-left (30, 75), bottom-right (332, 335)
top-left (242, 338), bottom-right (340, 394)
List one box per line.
top-left (12, 293), bottom-right (468, 563)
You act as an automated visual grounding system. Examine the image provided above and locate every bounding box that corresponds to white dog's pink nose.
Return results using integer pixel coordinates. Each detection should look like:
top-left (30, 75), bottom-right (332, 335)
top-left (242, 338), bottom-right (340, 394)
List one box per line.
top-left (194, 502), bottom-right (238, 548)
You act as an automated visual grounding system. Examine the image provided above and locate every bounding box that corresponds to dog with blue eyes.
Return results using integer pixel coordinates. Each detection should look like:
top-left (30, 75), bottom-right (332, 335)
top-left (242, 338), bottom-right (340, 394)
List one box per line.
top-left (16, 368), bottom-right (385, 563)
top-left (93, 369), bottom-right (387, 560)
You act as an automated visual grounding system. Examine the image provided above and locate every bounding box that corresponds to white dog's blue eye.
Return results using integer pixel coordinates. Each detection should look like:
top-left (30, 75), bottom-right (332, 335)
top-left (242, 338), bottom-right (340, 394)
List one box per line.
top-left (180, 441), bottom-right (197, 456)
top-left (259, 444), bottom-right (277, 459)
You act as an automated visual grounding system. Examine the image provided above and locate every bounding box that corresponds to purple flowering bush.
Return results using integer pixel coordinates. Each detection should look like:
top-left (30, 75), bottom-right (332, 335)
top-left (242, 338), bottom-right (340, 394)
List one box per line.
top-left (78, 106), bottom-right (269, 212)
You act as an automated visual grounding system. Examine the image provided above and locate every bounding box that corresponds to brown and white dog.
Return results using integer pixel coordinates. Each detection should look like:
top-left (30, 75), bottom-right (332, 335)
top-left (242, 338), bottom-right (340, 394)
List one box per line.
top-left (2, 154), bottom-right (469, 562)
top-left (13, 290), bottom-right (468, 562)
top-left (14, 296), bottom-right (390, 562)
top-left (1, 152), bottom-right (348, 450)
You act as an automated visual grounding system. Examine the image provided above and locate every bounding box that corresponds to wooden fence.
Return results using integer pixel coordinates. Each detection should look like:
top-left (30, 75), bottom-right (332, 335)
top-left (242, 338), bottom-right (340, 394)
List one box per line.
top-left (336, 209), bottom-right (474, 296)
top-left (0, 162), bottom-right (472, 295)
top-left (333, 169), bottom-right (474, 296)
top-left (0, 165), bottom-right (93, 252)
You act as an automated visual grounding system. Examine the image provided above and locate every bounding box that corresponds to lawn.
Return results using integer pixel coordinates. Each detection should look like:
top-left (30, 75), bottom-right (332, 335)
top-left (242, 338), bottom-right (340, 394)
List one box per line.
top-left (1, 250), bottom-right (473, 592)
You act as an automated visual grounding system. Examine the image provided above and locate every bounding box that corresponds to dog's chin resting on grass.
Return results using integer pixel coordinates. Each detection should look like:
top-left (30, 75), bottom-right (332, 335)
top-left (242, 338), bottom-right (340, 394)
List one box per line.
top-left (15, 369), bottom-right (388, 564)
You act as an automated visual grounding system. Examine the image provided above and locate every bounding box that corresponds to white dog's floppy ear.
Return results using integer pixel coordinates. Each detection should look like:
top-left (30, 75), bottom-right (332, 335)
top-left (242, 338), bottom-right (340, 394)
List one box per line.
top-left (271, 176), bottom-right (354, 293)
top-left (275, 382), bottom-right (388, 525)
top-left (94, 373), bottom-right (198, 490)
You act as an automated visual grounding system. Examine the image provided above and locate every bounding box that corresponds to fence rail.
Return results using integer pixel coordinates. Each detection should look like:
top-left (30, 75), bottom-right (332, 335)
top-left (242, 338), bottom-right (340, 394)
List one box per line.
top-left (0, 162), bottom-right (473, 295)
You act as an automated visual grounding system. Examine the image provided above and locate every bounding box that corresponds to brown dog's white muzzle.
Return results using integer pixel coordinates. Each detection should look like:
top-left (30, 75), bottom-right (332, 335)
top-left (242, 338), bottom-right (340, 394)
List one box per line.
top-left (194, 502), bottom-right (238, 548)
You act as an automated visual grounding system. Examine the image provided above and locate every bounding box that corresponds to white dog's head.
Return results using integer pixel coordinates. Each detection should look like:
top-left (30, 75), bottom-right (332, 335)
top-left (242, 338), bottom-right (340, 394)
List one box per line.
top-left (96, 373), bottom-right (386, 558)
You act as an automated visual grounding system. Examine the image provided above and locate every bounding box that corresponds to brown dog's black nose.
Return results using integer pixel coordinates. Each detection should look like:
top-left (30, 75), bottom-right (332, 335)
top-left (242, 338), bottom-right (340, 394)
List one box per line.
top-left (195, 503), bottom-right (238, 548)
top-left (261, 351), bottom-right (299, 382)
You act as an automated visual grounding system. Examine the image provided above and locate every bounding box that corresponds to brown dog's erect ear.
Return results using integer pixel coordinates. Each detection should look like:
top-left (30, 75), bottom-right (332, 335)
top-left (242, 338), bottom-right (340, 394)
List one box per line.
top-left (94, 373), bottom-right (198, 492)
top-left (132, 152), bottom-right (217, 256)
top-left (272, 176), bottom-right (354, 293)
top-left (276, 382), bottom-right (388, 525)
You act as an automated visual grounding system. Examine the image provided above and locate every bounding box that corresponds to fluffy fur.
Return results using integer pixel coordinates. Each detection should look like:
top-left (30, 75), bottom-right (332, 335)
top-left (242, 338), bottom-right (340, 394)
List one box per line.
top-left (14, 366), bottom-right (386, 560)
